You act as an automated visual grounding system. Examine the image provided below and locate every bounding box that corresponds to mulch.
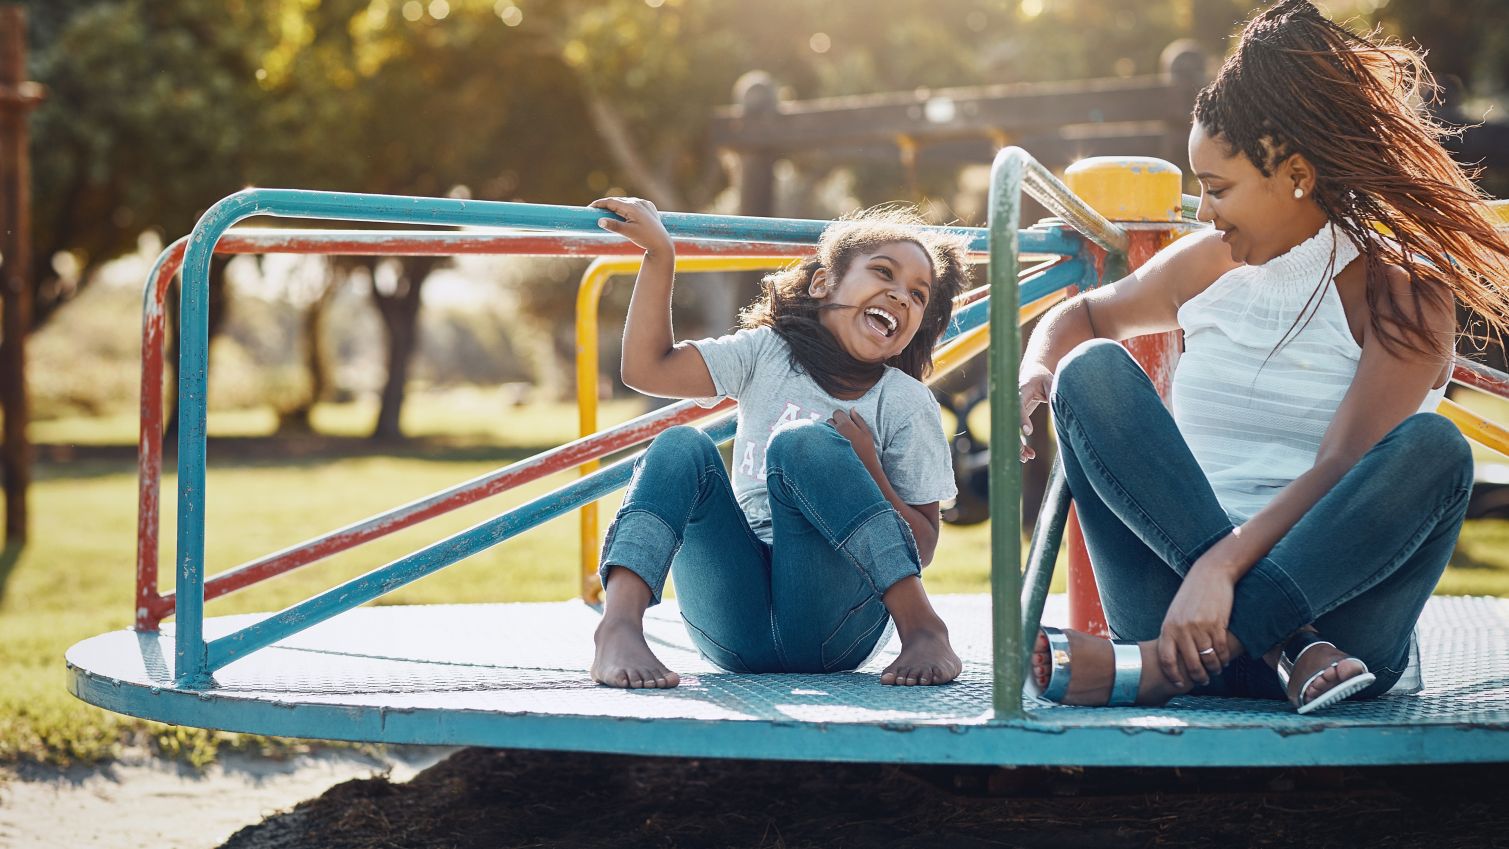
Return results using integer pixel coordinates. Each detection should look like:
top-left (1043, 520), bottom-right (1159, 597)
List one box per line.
top-left (220, 747), bottom-right (1509, 849)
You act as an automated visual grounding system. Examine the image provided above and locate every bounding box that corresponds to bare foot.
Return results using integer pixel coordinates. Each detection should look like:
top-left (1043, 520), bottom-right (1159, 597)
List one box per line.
top-left (1284, 642), bottom-right (1369, 708)
top-left (591, 617), bottom-right (680, 689)
top-left (880, 625), bottom-right (961, 686)
top-left (1030, 629), bottom-right (1185, 705)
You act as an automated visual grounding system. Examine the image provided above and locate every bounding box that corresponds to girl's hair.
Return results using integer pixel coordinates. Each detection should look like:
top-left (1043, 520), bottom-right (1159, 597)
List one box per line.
top-left (739, 205), bottom-right (971, 398)
top-left (1193, 0), bottom-right (1509, 359)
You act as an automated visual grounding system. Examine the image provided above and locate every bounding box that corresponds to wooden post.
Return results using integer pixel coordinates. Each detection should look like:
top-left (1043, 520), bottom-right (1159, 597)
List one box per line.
top-left (729, 71), bottom-right (778, 313)
top-left (1160, 40), bottom-right (1209, 178)
top-left (0, 6), bottom-right (41, 546)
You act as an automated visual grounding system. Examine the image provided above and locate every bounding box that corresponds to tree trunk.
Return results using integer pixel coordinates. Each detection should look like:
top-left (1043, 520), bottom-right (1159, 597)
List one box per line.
top-left (370, 256), bottom-right (439, 441)
top-left (163, 256), bottom-right (233, 444)
top-left (0, 7), bottom-right (37, 546)
top-left (277, 264), bottom-right (341, 435)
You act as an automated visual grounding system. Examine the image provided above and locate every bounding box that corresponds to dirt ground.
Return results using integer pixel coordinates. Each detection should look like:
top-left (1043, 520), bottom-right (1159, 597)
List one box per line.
top-left (219, 747), bottom-right (1509, 849)
top-left (0, 746), bottom-right (454, 849)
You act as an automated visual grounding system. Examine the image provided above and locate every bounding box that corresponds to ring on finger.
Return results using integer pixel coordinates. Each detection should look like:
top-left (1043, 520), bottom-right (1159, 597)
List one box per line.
top-left (1198, 647), bottom-right (1217, 656)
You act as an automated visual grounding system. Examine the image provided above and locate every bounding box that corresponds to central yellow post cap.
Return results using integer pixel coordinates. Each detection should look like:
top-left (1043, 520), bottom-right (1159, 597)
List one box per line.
top-left (1064, 157), bottom-right (1183, 223)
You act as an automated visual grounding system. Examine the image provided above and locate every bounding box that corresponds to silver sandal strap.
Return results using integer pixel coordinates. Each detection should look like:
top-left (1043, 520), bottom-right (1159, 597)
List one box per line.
top-left (1276, 633), bottom-right (1336, 691)
top-left (1036, 626), bottom-right (1073, 702)
top-left (1108, 640), bottom-right (1142, 706)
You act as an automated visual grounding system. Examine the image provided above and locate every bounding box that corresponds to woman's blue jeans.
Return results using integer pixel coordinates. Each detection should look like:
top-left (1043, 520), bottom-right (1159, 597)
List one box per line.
top-left (1051, 339), bottom-right (1473, 699)
top-left (598, 421), bottom-right (922, 673)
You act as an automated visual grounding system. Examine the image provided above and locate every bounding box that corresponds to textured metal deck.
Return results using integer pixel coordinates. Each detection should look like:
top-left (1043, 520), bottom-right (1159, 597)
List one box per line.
top-left (67, 595), bottom-right (1509, 766)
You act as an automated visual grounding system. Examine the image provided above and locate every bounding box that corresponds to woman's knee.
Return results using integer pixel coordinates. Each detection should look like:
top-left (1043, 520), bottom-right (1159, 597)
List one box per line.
top-left (1050, 339), bottom-right (1139, 412)
top-left (1390, 413), bottom-right (1474, 488)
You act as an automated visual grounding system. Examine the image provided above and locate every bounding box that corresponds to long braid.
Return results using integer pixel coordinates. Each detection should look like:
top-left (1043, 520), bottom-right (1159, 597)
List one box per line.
top-left (1194, 0), bottom-right (1509, 360)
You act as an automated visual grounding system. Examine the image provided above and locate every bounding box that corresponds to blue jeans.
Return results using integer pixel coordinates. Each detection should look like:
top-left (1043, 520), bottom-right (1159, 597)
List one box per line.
top-left (1051, 339), bottom-right (1473, 700)
top-left (598, 422), bottom-right (922, 673)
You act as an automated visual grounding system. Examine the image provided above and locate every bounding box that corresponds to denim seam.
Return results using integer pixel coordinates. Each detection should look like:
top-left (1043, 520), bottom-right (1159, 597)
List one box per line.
top-left (1055, 400), bottom-right (1200, 569)
top-left (820, 599), bottom-right (888, 671)
top-left (681, 616), bottom-right (752, 673)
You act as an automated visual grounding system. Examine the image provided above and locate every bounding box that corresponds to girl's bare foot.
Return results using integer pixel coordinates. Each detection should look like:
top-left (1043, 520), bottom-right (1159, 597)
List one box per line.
top-left (879, 577), bottom-right (961, 686)
top-left (880, 624), bottom-right (961, 686)
top-left (591, 617), bottom-right (680, 689)
top-left (1030, 629), bottom-right (1188, 705)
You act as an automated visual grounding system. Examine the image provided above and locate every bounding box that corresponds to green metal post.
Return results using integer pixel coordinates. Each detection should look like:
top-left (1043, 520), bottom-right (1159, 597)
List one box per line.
top-left (988, 148), bottom-right (1026, 719)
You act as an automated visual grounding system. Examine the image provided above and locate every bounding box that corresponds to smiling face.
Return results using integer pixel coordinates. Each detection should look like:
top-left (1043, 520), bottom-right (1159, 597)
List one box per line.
top-left (809, 240), bottom-right (935, 365)
top-left (1189, 121), bottom-right (1330, 265)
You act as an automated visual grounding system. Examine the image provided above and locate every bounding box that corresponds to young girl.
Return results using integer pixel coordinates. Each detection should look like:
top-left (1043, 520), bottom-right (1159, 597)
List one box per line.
top-left (1020, 0), bottom-right (1509, 714)
top-left (587, 198), bottom-right (970, 689)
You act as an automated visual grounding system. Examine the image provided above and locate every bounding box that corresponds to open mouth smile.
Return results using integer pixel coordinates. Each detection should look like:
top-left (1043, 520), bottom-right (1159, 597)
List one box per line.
top-left (863, 306), bottom-right (899, 338)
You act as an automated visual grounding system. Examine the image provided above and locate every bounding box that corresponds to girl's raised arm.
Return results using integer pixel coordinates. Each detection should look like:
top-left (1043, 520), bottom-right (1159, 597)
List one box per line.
top-left (592, 197), bottom-right (717, 399)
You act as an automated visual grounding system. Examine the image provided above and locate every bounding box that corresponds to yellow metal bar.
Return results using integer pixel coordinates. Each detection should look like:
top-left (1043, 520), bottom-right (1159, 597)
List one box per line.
top-left (1437, 396), bottom-right (1509, 458)
top-left (931, 289), bottom-right (1064, 375)
top-left (576, 255), bottom-right (795, 603)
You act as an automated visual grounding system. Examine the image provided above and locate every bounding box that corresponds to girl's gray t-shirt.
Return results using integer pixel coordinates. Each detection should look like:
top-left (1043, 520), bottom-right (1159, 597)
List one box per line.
top-left (688, 326), bottom-right (957, 542)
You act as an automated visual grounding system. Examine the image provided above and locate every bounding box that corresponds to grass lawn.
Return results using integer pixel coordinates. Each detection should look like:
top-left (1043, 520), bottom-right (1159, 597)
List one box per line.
top-left (6, 393), bottom-right (1508, 765)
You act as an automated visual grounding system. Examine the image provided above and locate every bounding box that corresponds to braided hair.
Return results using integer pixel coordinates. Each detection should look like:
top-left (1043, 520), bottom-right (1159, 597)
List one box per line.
top-left (739, 205), bottom-right (971, 398)
top-left (1194, 0), bottom-right (1509, 359)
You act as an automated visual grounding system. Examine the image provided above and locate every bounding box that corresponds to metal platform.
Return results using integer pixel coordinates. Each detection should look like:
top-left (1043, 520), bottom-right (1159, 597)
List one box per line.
top-left (67, 594), bottom-right (1509, 767)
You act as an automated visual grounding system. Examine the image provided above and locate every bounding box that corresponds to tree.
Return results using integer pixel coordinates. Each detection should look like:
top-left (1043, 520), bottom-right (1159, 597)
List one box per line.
top-left (23, 0), bottom-right (275, 329)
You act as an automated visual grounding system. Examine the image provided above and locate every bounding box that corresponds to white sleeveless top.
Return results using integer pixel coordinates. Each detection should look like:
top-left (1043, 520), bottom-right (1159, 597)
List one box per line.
top-left (1171, 223), bottom-right (1448, 523)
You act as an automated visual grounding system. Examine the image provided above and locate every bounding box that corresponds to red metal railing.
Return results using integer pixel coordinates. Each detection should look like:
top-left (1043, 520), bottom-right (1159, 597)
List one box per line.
top-left (134, 230), bottom-right (807, 629)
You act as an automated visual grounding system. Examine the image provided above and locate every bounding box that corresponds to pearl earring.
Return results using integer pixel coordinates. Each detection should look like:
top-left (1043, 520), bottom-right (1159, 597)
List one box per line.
top-left (1293, 187), bottom-right (1304, 199)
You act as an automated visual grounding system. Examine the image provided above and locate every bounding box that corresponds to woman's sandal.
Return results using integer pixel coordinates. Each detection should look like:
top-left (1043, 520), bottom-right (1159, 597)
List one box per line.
top-left (1027, 626), bottom-right (1143, 706)
top-left (1275, 631), bottom-right (1376, 715)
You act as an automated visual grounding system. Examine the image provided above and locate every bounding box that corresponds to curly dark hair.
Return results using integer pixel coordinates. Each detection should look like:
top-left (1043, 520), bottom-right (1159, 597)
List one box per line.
top-left (738, 205), bottom-right (972, 398)
top-left (1193, 0), bottom-right (1509, 360)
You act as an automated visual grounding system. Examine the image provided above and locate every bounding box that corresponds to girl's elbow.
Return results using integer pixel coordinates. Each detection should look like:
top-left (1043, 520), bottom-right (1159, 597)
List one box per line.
top-left (917, 535), bottom-right (939, 568)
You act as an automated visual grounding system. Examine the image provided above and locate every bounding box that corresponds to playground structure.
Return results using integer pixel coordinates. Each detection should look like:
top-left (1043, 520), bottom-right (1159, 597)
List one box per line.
top-left (67, 149), bottom-right (1509, 765)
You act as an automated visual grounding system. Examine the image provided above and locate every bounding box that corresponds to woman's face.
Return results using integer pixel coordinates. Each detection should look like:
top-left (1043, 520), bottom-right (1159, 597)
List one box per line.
top-left (811, 240), bottom-right (934, 364)
top-left (1188, 121), bottom-right (1326, 265)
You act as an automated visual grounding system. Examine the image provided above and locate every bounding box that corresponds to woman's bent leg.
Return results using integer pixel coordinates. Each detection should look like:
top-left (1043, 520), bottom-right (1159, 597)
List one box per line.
top-left (1050, 340), bottom-right (1236, 638)
top-left (1050, 340), bottom-right (1296, 697)
top-left (1227, 413), bottom-right (1473, 696)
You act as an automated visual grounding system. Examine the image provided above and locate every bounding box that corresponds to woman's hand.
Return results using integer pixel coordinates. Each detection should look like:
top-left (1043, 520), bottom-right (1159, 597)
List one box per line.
top-left (1018, 363), bottom-right (1053, 462)
top-left (591, 197), bottom-right (673, 257)
top-left (1157, 560), bottom-right (1236, 687)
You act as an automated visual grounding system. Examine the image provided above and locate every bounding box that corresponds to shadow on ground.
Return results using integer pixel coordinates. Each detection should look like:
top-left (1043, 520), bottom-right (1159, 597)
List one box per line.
top-left (220, 747), bottom-right (1500, 849)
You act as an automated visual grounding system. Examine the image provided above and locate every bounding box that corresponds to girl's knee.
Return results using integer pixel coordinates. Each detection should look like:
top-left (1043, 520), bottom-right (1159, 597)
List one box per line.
top-left (765, 418), bottom-right (842, 469)
top-left (648, 425), bottom-right (720, 460)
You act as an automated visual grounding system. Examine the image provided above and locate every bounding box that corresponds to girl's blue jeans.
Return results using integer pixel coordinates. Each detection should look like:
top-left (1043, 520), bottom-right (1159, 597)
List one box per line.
top-left (598, 421), bottom-right (922, 673)
top-left (1052, 340), bottom-right (1473, 700)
